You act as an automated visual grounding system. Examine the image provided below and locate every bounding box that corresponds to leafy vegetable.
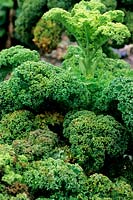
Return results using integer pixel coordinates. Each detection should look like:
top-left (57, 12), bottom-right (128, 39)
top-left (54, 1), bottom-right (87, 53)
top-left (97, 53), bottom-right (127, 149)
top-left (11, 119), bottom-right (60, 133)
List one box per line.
top-left (42, 0), bottom-right (130, 76)
top-left (63, 110), bottom-right (128, 173)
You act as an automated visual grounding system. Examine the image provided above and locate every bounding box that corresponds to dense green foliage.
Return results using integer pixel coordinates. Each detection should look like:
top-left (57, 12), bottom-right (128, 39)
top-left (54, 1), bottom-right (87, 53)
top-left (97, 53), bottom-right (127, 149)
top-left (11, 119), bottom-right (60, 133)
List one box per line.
top-left (33, 19), bottom-right (62, 53)
top-left (47, 0), bottom-right (79, 10)
top-left (0, 110), bottom-right (34, 144)
top-left (0, 45), bottom-right (40, 82)
top-left (13, 128), bottom-right (59, 161)
top-left (15, 0), bottom-right (79, 49)
top-left (95, 77), bottom-right (133, 133)
top-left (43, 0), bottom-right (130, 76)
top-left (63, 110), bottom-right (128, 173)
top-left (15, 0), bottom-right (47, 46)
top-left (0, 0), bottom-right (133, 199)
top-left (14, 0), bottom-right (133, 51)
top-left (100, 0), bottom-right (117, 11)
top-left (23, 158), bottom-right (88, 198)
top-left (100, 0), bottom-right (133, 44)
top-left (0, 61), bottom-right (90, 116)
top-left (123, 10), bottom-right (133, 42)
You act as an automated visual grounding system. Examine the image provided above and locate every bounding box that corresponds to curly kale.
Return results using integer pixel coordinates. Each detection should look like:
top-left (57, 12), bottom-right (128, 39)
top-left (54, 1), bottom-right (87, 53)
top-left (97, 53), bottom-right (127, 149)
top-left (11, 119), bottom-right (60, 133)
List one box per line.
top-left (51, 146), bottom-right (73, 163)
top-left (23, 158), bottom-right (133, 199)
top-left (0, 144), bottom-right (28, 183)
top-left (0, 45), bottom-right (40, 82)
top-left (15, 0), bottom-right (47, 46)
top-left (0, 193), bottom-right (30, 200)
top-left (33, 18), bottom-right (63, 53)
top-left (0, 61), bottom-right (90, 114)
top-left (100, 0), bottom-right (117, 11)
top-left (95, 77), bottom-right (133, 133)
top-left (12, 127), bottom-right (59, 161)
top-left (0, 110), bottom-right (35, 144)
top-left (43, 0), bottom-right (130, 76)
top-left (86, 58), bottom-right (132, 112)
top-left (87, 173), bottom-right (133, 199)
top-left (34, 111), bottom-right (64, 128)
top-left (63, 110), bottom-right (128, 173)
top-left (47, 0), bottom-right (79, 10)
top-left (23, 158), bottom-right (88, 199)
top-left (62, 44), bottom-right (131, 79)
top-left (0, 144), bottom-right (29, 199)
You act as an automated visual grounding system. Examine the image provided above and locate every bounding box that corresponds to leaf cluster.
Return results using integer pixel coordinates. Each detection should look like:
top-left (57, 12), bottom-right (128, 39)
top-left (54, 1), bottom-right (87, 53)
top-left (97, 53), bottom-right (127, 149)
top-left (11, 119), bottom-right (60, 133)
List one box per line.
top-left (63, 110), bottom-right (128, 173)
top-left (0, 61), bottom-right (90, 114)
top-left (0, 45), bottom-right (40, 82)
top-left (33, 19), bottom-right (63, 53)
top-left (12, 128), bottom-right (59, 161)
top-left (42, 0), bottom-right (130, 75)
top-left (95, 77), bottom-right (133, 133)
top-left (0, 110), bottom-right (35, 144)
top-left (15, 0), bottom-right (47, 46)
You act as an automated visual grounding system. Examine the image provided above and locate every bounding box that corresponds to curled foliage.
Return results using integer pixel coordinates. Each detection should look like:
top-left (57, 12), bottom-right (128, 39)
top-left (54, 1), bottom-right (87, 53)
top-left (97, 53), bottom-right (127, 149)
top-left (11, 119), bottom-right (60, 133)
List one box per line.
top-left (0, 45), bottom-right (40, 82)
top-left (43, 0), bottom-right (130, 76)
top-left (34, 111), bottom-right (64, 127)
top-left (33, 111), bottom-right (64, 136)
top-left (100, 0), bottom-right (117, 11)
top-left (124, 10), bottom-right (133, 42)
top-left (63, 110), bottom-right (128, 173)
top-left (23, 158), bottom-right (88, 198)
top-left (15, 0), bottom-right (47, 46)
top-left (62, 44), bottom-right (131, 76)
top-left (33, 19), bottom-right (62, 53)
top-left (0, 144), bottom-right (28, 185)
top-left (0, 45), bottom-right (40, 68)
top-left (95, 77), bottom-right (133, 133)
top-left (0, 192), bottom-right (30, 200)
top-left (47, 0), bottom-right (79, 10)
top-left (0, 110), bottom-right (35, 144)
top-left (51, 145), bottom-right (73, 163)
top-left (12, 128), bottom-right (59, 161)
top-left (87, 173), bottom-right (133, 199)
top-left (0, 61), bottom-right (90, 114)
top-left (0, 80), bottom-right (21, 116)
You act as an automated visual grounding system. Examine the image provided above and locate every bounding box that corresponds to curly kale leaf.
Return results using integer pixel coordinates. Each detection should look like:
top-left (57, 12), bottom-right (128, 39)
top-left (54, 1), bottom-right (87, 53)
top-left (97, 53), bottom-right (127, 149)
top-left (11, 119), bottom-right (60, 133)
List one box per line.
top-left (0, 45), bottom-right (40, 82)
top-left (63, 110), bottom-right (128, 173)
top-left (0, 61), bottom-right (90, 114)
top-left (87, 173), bottom-right (133, 199)
top-left (43, 0), bottom-right (130, 76)
top-left (23, 158), bottom-right (88, 198)
top-left (33, 18), bottom-right (63, 53)
top-left (0, 110), bottom-right (35, 144)
top-left (15, 0), bottom-right (47, 46)
top-left (12, 127), bottom-right (59, 161)
top-left (47, 0), bottom-right (79, 10)
top-left (95, 77), bottom-right (133, 133)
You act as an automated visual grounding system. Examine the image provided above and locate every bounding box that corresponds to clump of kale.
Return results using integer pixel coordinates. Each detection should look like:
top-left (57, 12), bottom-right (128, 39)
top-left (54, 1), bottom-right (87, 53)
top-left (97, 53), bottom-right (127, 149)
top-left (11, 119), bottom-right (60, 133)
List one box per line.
top-left (0, 45), bottom-right (40, 82)
top-left (95, 77), bottom-right (133, 133)
top-left (0, 110), bottom-right (35, 144)
top-left (63, 110), bottom-right (128, 173)
top-left (0, 61), bottom-right (90, 115)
